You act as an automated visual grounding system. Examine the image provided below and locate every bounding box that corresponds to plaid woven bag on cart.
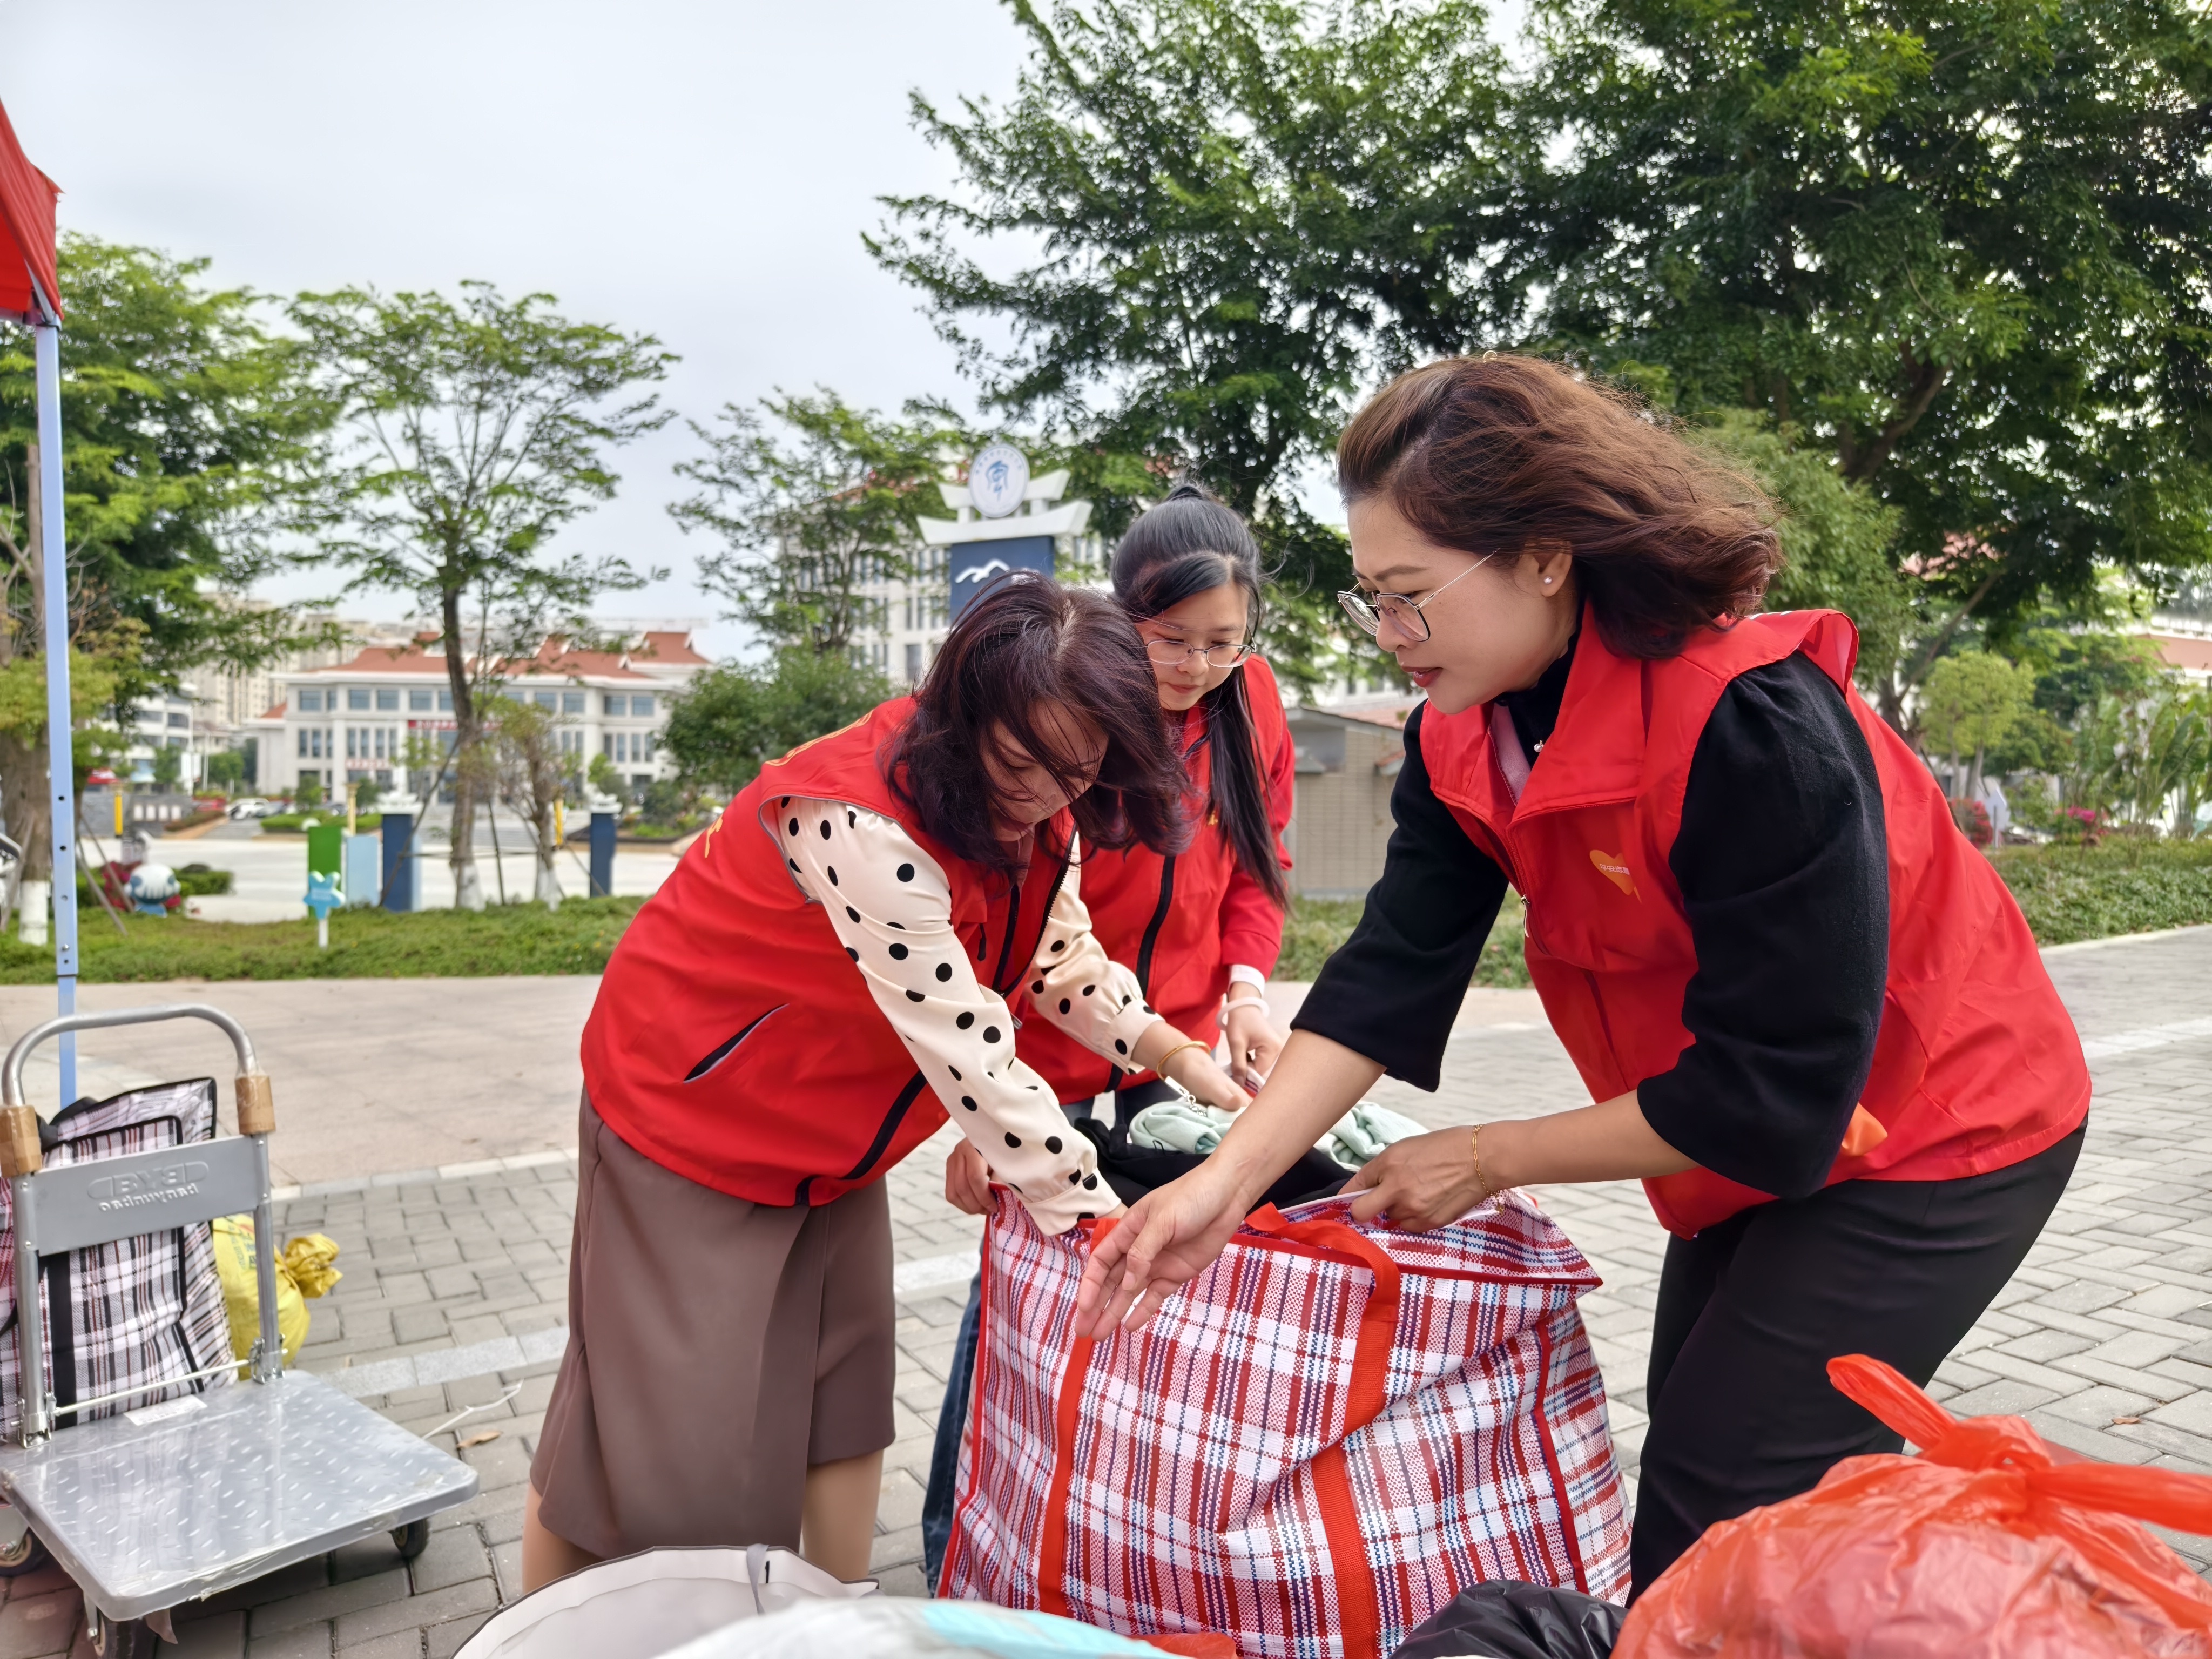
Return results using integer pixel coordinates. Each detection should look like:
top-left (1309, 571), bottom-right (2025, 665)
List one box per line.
top-left (941, 1192), bottom-right (1629, 1659)
top-left (0, 1079), bottom-right (234, 1437)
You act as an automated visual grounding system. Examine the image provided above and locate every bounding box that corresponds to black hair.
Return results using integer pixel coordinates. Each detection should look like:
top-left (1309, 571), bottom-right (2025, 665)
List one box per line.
top-left (1110, 481), bottom-right (1289, 908)
top-left (891, 574), bottom-right (1190, 879)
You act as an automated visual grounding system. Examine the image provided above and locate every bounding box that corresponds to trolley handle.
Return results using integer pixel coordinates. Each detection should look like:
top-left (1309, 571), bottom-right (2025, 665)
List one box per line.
top-left (0, 1003), bottom-right (274, 1177)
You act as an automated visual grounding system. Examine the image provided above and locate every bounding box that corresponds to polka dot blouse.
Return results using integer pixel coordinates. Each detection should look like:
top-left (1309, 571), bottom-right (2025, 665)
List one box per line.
top-left (781, 798), bottom-right (1158, 1234)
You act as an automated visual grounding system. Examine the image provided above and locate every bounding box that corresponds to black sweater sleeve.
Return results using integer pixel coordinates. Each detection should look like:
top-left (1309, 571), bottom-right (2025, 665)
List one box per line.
top-left (1290, 703), bottom-right (1509, 1090)
top-left (1636, 653), bottom-right (1889, 1198)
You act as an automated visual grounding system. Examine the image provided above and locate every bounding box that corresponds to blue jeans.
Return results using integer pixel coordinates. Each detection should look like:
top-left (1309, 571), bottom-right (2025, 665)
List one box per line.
top-left (921, 1271), bottom-right (982, 1590)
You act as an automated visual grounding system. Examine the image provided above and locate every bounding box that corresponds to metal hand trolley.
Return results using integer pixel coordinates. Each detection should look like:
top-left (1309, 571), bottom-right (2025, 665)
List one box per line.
top-left (0, 1006), bottom-right (480, 1656)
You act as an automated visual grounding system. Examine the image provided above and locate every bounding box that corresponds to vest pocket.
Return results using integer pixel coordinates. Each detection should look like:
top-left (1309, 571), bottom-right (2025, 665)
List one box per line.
top-left (683, 1005), bottom-right (786, 1082)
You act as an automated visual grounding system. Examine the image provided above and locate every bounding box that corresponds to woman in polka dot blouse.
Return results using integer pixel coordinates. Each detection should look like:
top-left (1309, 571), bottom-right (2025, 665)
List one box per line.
top-left (527, 577), bottom-right (1251, 1591)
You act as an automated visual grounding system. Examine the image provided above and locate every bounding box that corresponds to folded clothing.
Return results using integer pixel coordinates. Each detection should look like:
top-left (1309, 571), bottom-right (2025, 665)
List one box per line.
top-left (1129, 1097), bottom-right (1430, 1170)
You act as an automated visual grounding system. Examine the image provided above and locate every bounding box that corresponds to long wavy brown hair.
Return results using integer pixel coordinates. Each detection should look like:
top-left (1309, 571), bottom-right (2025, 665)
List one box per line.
top-left (890, 574), bottom-right (1190, 879)
top-left (1337, 356), bottom-right (1783, 657)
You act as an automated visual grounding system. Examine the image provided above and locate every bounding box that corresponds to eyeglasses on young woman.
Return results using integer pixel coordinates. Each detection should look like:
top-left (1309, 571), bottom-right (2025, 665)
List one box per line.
top-left (1142, 638), bottom-right (1253, 669)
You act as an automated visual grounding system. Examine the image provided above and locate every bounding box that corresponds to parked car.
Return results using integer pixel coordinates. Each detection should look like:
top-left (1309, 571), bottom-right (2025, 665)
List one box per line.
top-left (225, 798), bottom-right (274, 820)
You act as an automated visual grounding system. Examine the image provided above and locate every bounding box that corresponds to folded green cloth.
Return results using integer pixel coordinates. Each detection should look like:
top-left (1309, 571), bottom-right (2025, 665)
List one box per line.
top-left (1127, 1098), bottom-right (1429, 1170)
top-left (1319, 1103), bottom-right (1429, 1170)
top-left (1127, 1097), bottom-right (1237, 1155)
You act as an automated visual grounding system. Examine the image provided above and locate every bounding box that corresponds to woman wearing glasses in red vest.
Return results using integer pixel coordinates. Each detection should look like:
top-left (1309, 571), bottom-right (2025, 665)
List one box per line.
top-left (1079, 356), bottom-right (2089, 1596)
top-left (523, 577), bottom-right (1251, 1590)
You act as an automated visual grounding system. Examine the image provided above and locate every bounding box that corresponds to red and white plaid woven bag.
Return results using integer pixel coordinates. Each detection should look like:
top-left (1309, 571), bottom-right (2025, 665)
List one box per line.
top-left (941, 1192), bottom-right (1629, 1658)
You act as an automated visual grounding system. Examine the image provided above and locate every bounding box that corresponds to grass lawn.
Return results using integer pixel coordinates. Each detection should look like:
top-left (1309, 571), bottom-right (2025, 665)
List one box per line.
top-left (3, 841), bottom-right (2205, 985)
top-left (0, 896), bottom-right (646, 983)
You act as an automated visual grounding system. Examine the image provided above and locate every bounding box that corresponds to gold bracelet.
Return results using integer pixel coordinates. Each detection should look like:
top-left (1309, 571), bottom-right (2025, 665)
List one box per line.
top-left (1153, 1038), bottom-right (1209, 1075)
top-left (1470, 1124), bottom-right (1497, 1203)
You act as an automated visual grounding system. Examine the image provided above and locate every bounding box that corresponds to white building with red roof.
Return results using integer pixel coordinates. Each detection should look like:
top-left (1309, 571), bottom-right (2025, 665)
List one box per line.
top-left (245, 625), bottom-right (710, 798)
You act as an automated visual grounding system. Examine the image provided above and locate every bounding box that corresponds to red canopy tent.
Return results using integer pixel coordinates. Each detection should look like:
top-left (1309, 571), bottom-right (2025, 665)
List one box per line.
top-left (0, 95), bottom-right (81, 1096)
top-left (0, 98), bottom-right (61, 324)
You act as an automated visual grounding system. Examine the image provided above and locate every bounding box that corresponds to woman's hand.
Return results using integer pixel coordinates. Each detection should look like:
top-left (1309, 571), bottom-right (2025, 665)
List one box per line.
top-left (1160, 1044), bottom-right (1252, 1115)
top-left (943, 1139), bottom-right (994, 1216)
top-left (1076, 1159), bottom-right (1251, 1337)
top-left (1222, 997), bottom-right (1289, 1092)
top-left (1341, 1127), bottom-right (1493, 1231)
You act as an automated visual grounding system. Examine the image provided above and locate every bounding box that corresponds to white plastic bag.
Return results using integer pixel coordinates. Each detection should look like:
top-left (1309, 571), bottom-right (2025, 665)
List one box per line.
top-left (664, 1597), bottom-right (1186, 1657)
top-left (454, 1545), bottom-right (874, 1659)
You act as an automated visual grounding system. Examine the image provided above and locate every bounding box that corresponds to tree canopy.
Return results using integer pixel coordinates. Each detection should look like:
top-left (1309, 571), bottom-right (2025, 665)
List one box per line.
top-left (1509, 0), bottom-right (2212, 631)
top-left (670, 392), bottom-right (954, 657)
top-left (0, 235), bottom-right (323, 700)
top-left (884, 0), bottom-right (2212, 696)
top-left (662, 648), bottom-right (895, 794)
top-left (872, 0), bottom-right (1509, 613)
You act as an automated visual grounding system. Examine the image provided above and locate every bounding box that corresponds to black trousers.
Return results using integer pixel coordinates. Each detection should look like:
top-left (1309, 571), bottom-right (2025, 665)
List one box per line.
top-left (1629, 1123), bottom-right (2084, 1596)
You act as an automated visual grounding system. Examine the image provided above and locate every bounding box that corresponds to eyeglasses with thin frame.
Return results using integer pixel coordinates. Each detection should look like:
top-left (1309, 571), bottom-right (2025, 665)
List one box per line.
top-left (1336, 556), bottom-right (1493, 643)
top-left (1143, 637), bottom-right (1255, 670)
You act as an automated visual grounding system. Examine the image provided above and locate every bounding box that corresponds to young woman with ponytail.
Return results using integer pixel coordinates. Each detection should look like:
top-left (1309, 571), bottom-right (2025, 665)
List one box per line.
top-left (922, 482), bottom-right (1309, 1585)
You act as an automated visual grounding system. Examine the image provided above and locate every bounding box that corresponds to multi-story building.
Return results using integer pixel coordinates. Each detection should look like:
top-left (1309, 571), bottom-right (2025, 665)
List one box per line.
top-left (172, 612), bottom-right (417, 788)
top-left (853, 471), bottom-right (1102, 687)
top-left (244, 627), bottom-right (709, 800)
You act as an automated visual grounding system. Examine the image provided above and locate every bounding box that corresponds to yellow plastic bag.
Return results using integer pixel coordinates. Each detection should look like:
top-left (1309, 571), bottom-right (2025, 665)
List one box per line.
top-left (211, 1216), bottom-right (341, 1372)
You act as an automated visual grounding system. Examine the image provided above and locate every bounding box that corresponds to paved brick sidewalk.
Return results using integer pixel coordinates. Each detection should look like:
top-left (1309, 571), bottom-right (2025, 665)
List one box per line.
top-left (3, 928), bottom-right (2207, 1655)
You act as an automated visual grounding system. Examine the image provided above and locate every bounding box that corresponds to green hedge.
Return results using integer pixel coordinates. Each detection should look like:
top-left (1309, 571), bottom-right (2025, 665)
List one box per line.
top-left (1991, 839), bottom-right (2212, 947)
top-left (259, 812), bottom-right (382, 834)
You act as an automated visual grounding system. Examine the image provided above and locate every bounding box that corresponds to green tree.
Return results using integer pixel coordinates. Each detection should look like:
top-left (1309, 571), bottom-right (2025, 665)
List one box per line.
top-left (0, 237), bottom-right (323, 891)
top-left (204, 748), bottom-right (247, 790)
top-left (663, 650), bottom-right (896, 796)
top-left (2011, 625), bottom-right (2169, 727)
top-left (487, 695), bottom-right (577, 909)
top-left (2144, 687), bottom-right (2211, 837)
top-left (1507, 0), bottom-right (2212, 671)
top-left (670, 393), bottom-right (954, 657)
top-left (872, 0), bottom-right (1513, 653)
top-left (1919, 652), bottom-right (2036, 797)
top-left (0, 237), bottom-right (326, 694)
top-left (150, 743), bottom-right (183, 789)
top-left (1690, 411), bottom-right (1910, 699)
top-left (586, 751), bottom-right (630, 808)
top-left (291, 281), bottom-right (675, 909)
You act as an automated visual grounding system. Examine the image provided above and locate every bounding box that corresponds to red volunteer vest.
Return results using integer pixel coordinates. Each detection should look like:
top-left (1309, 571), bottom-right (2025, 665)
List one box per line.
top-left (579, 699), bottom-right (1073, 1208)
top-left (1019, 657), bottom-right (1296, 1104)
top-left (1419, 609), bottom-right (2088, 1238)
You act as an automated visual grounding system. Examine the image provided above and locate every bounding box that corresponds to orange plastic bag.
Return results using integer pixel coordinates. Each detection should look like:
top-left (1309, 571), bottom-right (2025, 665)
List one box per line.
top-left (1617, 1353), bottom-right (2212, 1658)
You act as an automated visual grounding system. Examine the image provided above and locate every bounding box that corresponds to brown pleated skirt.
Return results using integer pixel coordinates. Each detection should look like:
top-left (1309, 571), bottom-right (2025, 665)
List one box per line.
top-left (530, 1094), bottom-right (895, 1560)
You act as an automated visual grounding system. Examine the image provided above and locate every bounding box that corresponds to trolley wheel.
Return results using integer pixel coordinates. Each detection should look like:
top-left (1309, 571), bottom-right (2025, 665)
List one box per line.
top-left (0, 1525), bottom-right (46, 1576)
top-left (393, 1518), bottom-right (432, 1560)
top-left (89, 1615), bottom-right (157, 1658)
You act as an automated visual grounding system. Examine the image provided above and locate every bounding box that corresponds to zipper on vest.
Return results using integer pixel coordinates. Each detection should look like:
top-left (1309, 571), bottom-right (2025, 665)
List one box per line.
top-left (1135, 854), bottom-right (1177, 995)
top-left (796, 1068), bottom-right (931, 1204)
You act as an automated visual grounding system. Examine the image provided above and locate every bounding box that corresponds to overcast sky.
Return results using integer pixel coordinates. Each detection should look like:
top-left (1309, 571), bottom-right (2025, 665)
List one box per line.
top-left (0, 0), bottom-right (1050, 658)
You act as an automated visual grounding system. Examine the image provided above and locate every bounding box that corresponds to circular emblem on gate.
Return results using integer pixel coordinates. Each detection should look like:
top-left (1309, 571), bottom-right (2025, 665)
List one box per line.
top-left (968, 442), bottom-right (1031, 520)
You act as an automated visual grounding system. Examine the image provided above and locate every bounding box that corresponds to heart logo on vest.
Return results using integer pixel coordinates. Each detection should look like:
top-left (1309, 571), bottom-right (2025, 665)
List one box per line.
top-left (1588, 848), bottom-right (1637, 896)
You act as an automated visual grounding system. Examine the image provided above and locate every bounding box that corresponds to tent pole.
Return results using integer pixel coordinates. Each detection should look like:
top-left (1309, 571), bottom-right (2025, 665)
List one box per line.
top-left (32, 288), bottom-right (77, 1105)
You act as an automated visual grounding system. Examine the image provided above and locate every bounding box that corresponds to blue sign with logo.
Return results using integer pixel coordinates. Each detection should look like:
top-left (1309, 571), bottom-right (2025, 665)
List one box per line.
top-left (949, 535), bottom-right (1056, 618)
